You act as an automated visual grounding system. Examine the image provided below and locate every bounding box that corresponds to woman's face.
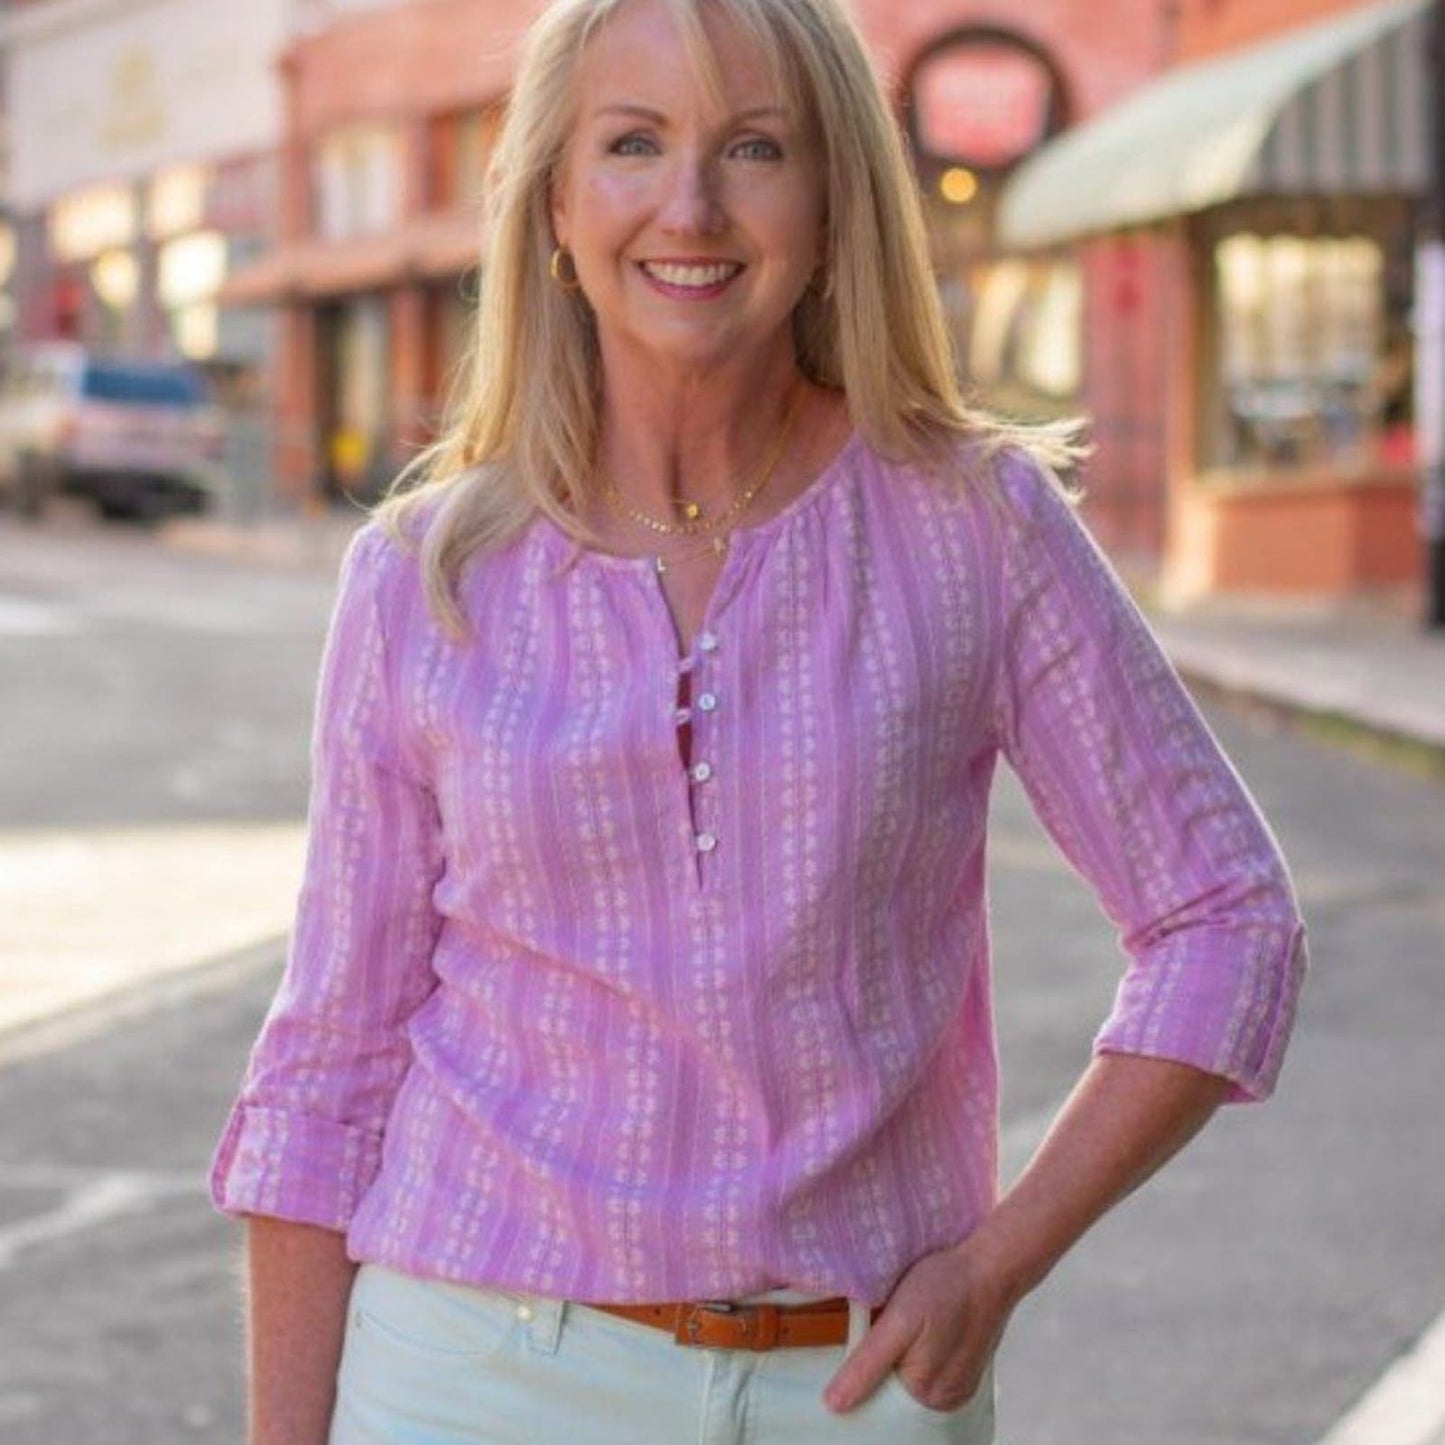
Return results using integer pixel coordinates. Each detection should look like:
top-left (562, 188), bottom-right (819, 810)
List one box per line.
top-left (550, 0), bottom-right (826, 382)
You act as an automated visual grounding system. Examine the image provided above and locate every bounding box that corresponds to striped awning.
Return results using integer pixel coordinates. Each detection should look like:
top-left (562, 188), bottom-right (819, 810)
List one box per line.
top-left (998, 0), bottom-right (1434, 250)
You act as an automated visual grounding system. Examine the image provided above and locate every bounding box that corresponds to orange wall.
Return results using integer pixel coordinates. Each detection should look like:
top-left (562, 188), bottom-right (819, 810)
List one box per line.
top-left (853, 0), bottom-right (1167, 119)
top-left (1174, 0), bottom-right (1376, 60)
top-left (287, 0), bottom-right (1172, 151)
top-left (287, 0), bottom-right (545, 138)
top-left (1171, 481), bottom-right (1420, 595)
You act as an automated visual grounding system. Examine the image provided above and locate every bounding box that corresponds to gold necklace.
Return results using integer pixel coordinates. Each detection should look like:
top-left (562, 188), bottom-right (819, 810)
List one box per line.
top-left (651, 530), bottom-right (732, 576)
top-left (601, 386), bottom-right (803, 540)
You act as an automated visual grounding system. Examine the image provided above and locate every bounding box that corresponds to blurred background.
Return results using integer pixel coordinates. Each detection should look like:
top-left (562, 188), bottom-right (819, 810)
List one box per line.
top-left (0, 0), bottom-right (1442, 1441)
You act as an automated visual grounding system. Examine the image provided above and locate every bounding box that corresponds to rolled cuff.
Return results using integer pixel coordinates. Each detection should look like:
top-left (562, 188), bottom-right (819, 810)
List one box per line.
top-left (208, 1102), bottom-right (382, 1232)
top-left (1092, 920), bottom-right (1307, 1103)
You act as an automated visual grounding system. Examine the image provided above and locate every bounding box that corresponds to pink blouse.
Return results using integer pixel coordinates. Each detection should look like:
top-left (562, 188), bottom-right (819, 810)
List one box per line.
top-left (210, 436), bottom-right (1306, 1306)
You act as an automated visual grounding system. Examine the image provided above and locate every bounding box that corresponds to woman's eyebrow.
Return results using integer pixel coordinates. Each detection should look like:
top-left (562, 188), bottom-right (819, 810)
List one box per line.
top-left (589, 102), bottom-right (791, 124)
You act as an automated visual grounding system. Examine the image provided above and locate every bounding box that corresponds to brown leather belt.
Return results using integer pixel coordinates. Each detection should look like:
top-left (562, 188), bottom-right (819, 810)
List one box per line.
top-left (584, 1297), bottom-right (878, 1351)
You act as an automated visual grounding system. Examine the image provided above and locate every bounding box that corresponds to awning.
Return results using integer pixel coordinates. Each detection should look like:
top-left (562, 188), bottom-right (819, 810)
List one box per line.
top-left (219, 209), bottom-right (484, 306)
top-left (998, 0), bottom-right (1433, 250)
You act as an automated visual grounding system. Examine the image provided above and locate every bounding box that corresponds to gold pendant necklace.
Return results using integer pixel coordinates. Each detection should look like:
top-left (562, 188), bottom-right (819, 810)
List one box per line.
top-left (653, 533), bottom-right (730, 575)
top-left (601, 385), bottom-right (803, 541)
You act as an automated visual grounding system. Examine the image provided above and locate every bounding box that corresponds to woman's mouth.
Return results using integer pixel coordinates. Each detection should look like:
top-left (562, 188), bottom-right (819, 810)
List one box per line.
top-left (638, 260), bottom-right (745, 298)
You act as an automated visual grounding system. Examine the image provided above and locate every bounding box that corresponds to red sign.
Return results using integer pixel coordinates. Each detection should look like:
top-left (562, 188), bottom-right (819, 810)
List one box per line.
top-left (913, 44), bottom-right (1054, 169)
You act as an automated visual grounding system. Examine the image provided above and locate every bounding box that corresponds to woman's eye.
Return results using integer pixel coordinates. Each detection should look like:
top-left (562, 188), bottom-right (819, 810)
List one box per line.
top-left (609, 133), bottom-right (657, 157)
top-left (732, 136), bottom-right (783, 161)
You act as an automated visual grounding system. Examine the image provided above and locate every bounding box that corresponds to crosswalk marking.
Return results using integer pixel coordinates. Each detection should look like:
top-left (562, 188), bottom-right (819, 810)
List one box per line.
top-left (1314, 1307), bottom-right (1445, 1445)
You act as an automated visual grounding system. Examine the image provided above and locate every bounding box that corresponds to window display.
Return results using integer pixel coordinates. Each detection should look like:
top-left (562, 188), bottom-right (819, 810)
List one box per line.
top-left (1214, 232), bottom-right (1411, 472)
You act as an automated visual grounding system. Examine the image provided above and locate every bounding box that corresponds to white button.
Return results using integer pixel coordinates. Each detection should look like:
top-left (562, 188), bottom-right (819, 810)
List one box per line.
top-left (690, 761), bottom-right (713, 783)
top-left (695, 831), bottom-right (718, 853)
top-left (696, 692), bottom-right (717, 712)
top-left (515, 1303), bottom-right (534, 1322)
top-left (697, 631), bottom-right (720, 653)
top-left (673, 706), bottom-right (692, 726)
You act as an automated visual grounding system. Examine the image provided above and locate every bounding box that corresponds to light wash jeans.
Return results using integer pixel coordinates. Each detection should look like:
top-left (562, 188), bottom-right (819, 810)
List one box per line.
top-left (330, 1264), bottom-right (995, 1444)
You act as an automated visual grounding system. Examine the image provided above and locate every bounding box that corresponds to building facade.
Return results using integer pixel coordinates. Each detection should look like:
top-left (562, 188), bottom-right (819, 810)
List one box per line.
top-left (1002, 0), bottom-right (1434, 603)
top-left (3, 0), bottom-right (290, 398)
top-left (228, 0), bottom-right (1172, 511)
top-left (224, 0), bottom-right (535, 505)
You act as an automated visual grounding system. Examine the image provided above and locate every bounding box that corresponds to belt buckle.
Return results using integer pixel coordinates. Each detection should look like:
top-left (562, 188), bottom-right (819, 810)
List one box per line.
top-left (674, 1299), bottom-right (781, 1351)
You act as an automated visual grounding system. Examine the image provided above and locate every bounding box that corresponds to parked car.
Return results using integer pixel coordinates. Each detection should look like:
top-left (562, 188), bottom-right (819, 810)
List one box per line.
top-left (0, 343), bottom-right (225, 522)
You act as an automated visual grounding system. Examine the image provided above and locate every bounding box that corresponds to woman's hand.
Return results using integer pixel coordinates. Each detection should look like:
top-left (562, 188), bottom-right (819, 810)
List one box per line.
top-left (822, 1233), bottom-right (1020, 1414)
top-left (823, 1055), bottom-right (1233, 1415)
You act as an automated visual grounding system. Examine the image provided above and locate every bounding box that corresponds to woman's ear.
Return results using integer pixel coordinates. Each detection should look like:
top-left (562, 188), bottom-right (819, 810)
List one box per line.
top-left (548, 169), bottom-right (569, 251)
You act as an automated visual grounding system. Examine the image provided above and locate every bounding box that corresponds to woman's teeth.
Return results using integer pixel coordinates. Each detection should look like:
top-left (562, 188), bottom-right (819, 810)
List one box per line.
top-left (641, 262), bottom-right (742, 288)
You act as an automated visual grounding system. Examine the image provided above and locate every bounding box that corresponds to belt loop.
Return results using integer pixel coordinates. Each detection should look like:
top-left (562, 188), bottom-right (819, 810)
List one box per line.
top-left (846, 1299), bottom-right (871, 1353)
top-left (518, 1294), bottom-right (564, 1355)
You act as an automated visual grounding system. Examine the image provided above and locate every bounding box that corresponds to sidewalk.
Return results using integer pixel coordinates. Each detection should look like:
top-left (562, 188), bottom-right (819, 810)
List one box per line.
top-left (158, 502), bottom-right (366, 574)
top-left (1148, 596), bottom-right (1445, 764)
top-left (160, 509), bottom-right (1445, 761)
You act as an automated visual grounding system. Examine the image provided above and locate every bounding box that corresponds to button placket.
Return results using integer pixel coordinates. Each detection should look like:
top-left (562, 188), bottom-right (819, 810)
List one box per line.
top-left (683, 633), bottom-right (721, 865)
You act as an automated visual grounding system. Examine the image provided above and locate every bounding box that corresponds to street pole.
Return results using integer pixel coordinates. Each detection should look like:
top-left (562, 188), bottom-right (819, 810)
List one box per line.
top-left (1420, 0), bottom-right (1445, 628)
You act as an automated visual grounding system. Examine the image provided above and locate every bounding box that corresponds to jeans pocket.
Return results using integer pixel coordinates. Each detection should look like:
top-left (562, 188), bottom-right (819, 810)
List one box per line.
top-left (346, 1264), bottom-right (522, 1365)
top-left (884, 1364), bottom-right (996, 1441)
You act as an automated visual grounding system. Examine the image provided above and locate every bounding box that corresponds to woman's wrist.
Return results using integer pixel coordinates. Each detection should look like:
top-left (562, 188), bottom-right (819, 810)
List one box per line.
top-left (954, 1198), bottom-right (1067, 1309)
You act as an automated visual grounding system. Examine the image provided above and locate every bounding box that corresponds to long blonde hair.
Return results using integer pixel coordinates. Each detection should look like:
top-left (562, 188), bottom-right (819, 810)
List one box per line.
top-left (374, 0), bottom-right (1086, 637)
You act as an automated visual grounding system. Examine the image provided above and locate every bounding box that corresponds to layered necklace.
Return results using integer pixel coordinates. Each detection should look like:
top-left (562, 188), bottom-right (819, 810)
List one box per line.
top-left (601, 386), bottom-right (803, 572)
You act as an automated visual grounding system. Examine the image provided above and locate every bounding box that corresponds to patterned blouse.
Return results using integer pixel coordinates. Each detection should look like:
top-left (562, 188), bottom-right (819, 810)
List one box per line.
top-left (210, 434), bottom-right (1307, 1306)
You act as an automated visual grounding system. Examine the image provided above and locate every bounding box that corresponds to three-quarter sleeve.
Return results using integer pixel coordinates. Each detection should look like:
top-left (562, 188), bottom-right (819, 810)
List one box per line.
top-left (989, 452), bottom-right (1307, 1101)
top-left (209, 523), bottom-right (445, 1229)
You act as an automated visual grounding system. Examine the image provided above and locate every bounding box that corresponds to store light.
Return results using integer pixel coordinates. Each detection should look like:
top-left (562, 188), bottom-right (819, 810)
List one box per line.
top-left (50, 184), bottom-right (137, 263)
top-left (91, 249), bottom-right (140, 309)
top-left (173, 302), bottom-right (219, 360)
top-left (159, 231), bottom-right (227, 306)
top-left (939, 167), bottom-right (980, 206)
top-left (148, 164), bottom-right (209, 240)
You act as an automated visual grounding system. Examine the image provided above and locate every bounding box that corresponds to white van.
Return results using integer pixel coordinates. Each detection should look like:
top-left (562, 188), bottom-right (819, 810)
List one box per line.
top-left (0, 343), bottom-right (225, 521)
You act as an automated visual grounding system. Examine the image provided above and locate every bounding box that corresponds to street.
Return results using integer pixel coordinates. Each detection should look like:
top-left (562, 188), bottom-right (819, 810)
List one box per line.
top-left (1, 508), bottom-right (1443, 1444)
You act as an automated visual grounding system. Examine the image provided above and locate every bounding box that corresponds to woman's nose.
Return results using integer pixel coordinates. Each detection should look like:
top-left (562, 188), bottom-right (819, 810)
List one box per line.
top-left (658, 156), bottom-right (725, 235)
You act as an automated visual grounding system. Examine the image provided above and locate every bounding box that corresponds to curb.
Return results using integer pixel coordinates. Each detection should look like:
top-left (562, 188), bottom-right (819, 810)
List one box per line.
top-left (157, 512), bottom-right (364, 572)
top-left (1169, 654), bottom-right (1445, 780)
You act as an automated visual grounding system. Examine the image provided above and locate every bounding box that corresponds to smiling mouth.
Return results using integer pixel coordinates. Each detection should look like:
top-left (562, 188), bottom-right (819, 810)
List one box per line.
top-left (638, 260), bottom-right (745, 291)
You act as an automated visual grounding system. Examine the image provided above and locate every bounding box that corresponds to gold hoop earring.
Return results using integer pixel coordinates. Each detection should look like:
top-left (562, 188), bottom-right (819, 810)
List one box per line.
top-left (549, 246), bottom-right (582, 293)
top-left (807, 263), bottom-right (835, 304)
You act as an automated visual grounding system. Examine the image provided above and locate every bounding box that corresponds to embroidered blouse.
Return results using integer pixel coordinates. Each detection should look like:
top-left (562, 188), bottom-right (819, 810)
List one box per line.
top-left (209, 436), bottom-right (1307, 1306)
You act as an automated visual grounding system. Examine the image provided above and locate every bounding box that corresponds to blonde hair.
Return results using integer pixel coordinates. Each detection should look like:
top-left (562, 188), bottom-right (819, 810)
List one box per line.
top-left (374, 0), bottom-right (1087, 637)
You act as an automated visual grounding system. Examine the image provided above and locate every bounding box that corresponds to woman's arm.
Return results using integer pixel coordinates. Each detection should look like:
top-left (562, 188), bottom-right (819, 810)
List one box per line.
top-left (824, 453), bottom-right (1305, 1414)
top-left (246, 1217), bottom-right (358, 1445)
top-left (825, 1052), bottom-right (1230, 1413)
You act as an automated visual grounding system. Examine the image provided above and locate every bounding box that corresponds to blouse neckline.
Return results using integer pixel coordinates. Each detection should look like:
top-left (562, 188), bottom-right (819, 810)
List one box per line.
top-left (534, 427), bottom-right (867, 574)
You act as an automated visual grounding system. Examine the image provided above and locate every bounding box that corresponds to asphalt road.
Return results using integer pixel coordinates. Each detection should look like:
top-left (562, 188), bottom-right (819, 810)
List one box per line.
top-left (1, 507), bottom-right (1442, 1444)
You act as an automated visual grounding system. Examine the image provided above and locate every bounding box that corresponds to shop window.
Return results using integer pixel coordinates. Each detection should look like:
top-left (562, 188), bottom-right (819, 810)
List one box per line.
top-left (1214, 233), bottom-right (1405, 471)
top-left (315, 125), bottom-right (403, 241)
top-left (321, 297), bottom-right (391, 501)
top-left (147, 165), bottom-right (209, 240)
top-left (49, 183), bottom-right (137, 264)
top-left (431, 105), bottom-right (503, 210)
top-left (965, 257), bottom-right (1082, 412)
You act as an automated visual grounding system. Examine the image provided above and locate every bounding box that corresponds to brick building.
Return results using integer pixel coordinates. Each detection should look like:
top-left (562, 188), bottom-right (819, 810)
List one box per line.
top-left (3, 0), bottom-right (289, 386)
top-left (219, 0), bottom-right (1433, 607)
top-left (1002, 0), bottom-right (1435, 602)
top-left (224, 0), bottom-right (1168, 510)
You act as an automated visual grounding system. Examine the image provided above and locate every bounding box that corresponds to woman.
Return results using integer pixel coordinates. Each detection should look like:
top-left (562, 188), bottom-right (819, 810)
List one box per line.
top-left (211, 0), bottom-right (1308, 1440)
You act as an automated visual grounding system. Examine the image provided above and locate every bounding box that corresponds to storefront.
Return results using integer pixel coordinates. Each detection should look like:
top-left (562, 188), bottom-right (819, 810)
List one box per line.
top-left (902, 27), bottom-right (1082, 421)
top-left (214, 0), bottom-right (528, 506)
top-left (998, 0), bottom-right (1434, 603)
top-left (6, 0), bottom-right (287, 381)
